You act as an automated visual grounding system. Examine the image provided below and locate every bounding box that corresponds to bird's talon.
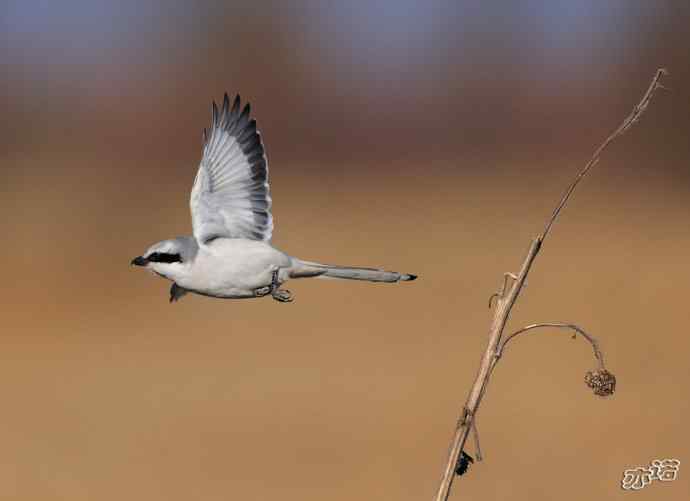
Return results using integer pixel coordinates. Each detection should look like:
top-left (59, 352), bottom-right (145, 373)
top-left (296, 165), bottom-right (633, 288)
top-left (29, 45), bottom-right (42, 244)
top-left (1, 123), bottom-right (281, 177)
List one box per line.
top-left (254, 286), bottom-right (271, 297)
top-left (271, 289), bottom-right (293, 303)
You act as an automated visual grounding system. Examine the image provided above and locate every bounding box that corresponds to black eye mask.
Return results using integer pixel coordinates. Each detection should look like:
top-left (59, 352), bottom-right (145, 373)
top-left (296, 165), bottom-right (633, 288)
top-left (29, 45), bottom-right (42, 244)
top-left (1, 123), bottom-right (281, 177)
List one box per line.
top-left (147, 252), bottom-right (182, 264)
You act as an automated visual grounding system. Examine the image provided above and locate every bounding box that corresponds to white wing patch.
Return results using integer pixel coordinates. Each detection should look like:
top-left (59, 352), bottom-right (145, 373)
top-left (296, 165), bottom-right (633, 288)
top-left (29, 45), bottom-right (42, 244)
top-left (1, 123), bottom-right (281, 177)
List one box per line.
top-left (190, 94), bottom-right (273, 244)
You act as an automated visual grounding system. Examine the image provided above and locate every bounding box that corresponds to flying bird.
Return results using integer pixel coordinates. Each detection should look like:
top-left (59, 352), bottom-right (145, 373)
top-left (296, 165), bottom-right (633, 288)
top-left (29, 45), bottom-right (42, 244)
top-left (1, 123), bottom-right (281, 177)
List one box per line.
top-left (131, 94), bottom-right (417, 303)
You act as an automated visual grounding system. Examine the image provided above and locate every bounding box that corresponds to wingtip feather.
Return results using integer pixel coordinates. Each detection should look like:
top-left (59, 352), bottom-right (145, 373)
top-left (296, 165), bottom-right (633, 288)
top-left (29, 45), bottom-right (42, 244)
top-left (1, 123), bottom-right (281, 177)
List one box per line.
top-left (212, 101), bottom-right (219, 127)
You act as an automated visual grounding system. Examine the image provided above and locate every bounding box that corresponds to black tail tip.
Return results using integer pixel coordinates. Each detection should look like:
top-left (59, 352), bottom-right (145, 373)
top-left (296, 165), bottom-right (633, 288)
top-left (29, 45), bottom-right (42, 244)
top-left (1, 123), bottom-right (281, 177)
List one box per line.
top-left (404, 274), bottom-right (418, 281)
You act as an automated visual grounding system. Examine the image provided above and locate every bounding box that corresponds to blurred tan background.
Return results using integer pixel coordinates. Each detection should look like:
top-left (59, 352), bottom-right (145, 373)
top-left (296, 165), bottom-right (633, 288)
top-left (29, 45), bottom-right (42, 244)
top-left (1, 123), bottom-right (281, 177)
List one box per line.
top-left (1, 1), bottom-right (689, 500)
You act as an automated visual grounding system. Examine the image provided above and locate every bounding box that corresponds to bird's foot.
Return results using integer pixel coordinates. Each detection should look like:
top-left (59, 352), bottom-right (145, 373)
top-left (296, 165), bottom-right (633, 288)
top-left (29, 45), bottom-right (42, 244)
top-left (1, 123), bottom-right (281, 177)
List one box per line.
top-left (271, 288), bottom-right (294, 303)
top-left (269, 267), bottom-right (294, 303)
top-left (170, 283), bottom-right (188, 303)
top-left (254, 286), bottom-right (271, 297)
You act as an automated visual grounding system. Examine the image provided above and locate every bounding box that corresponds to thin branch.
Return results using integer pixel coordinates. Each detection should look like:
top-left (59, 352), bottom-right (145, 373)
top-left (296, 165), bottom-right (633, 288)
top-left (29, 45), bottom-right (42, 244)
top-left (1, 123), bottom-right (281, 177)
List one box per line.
top-left (433, 68), bottom-right (666, 501)
top-left (541, 68), bottom-right (667, 241)
top-left (496, 322), bottom-right (606, 371)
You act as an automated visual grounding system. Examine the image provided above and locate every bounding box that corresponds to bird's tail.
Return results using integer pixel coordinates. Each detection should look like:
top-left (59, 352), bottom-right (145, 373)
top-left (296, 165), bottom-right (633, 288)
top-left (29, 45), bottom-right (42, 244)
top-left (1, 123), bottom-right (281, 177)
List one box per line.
top-left (289, 259), bottom-right (417, 283)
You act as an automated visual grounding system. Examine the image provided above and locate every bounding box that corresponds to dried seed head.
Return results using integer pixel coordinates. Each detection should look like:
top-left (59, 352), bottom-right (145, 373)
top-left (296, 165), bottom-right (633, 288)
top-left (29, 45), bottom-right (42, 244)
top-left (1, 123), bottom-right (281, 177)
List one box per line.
top-left (584, 369), bottom-right (616, 397)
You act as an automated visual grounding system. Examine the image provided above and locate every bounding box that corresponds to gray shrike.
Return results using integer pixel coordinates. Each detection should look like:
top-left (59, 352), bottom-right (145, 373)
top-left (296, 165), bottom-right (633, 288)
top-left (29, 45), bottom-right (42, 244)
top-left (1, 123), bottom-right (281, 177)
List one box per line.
top-left (131, 94), bottom-right (417, 303)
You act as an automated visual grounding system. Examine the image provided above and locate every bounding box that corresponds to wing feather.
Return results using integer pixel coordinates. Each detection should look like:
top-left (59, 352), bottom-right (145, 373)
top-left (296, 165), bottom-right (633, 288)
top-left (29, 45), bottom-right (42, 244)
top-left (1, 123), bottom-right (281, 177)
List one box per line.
top-left (190, 94), bottom-right (273, 243)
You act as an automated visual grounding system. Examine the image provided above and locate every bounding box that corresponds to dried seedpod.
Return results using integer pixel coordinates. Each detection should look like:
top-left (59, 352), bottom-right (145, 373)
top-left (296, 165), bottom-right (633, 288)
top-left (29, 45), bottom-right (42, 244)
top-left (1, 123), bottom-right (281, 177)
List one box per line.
top-left (585, 369), bottom-right (617, 397)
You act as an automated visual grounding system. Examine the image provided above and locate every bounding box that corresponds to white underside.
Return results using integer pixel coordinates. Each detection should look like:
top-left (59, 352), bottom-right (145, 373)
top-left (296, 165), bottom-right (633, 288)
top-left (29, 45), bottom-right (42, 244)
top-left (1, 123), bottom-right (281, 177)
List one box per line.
top-left (174, 238), bottom-right (292, 299)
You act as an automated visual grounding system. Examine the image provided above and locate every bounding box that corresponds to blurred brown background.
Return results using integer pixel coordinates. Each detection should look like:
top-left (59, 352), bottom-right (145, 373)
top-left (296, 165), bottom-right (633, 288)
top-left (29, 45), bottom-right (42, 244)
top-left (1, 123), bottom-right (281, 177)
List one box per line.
top-left (1, 1), bottom-right (689, 500)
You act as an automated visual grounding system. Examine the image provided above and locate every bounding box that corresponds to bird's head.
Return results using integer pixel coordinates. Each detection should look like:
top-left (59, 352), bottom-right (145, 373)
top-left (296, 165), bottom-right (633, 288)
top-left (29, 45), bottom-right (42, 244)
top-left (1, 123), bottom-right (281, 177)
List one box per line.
top-left (130, 237), bottom-right (196, 280)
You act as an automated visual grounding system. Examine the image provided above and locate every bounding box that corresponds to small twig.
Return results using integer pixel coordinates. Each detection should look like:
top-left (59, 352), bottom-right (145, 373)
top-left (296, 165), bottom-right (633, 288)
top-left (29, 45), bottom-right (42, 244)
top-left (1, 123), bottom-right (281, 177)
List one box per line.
top-left (432, 68), bottom-right (666, 501)
top-left (471, 419), bottom-right (483, 461)
top-left (487, 293), bottom-right (499, 309)
top-left (496, 322), bottom-right (605, 371)
top-left (488, 272), bottom-right (520, 309)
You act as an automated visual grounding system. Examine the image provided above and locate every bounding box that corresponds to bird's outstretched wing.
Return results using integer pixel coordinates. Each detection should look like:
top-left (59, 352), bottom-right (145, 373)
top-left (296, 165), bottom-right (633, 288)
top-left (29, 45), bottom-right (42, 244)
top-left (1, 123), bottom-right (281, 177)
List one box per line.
top-left (190, 94), bottom-right (272, 244)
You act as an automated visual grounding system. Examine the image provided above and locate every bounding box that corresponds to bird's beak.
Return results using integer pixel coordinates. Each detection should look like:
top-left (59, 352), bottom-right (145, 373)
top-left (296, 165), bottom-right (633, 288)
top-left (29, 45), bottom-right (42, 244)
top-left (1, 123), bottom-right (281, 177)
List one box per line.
top-left (131, 256), bottom-right (148, 267)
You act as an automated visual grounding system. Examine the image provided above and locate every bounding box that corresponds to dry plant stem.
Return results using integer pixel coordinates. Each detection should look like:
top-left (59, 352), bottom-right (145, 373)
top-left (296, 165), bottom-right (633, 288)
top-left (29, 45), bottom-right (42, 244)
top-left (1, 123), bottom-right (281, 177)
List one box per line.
top-left (497, 322), bottom-right (606, 371)
top-left (433, 239), bottom-right (540, 501)
top-left (542, 68), bottom-right (667, 238)
top-left (433, 68), bottom-right (666, 501)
